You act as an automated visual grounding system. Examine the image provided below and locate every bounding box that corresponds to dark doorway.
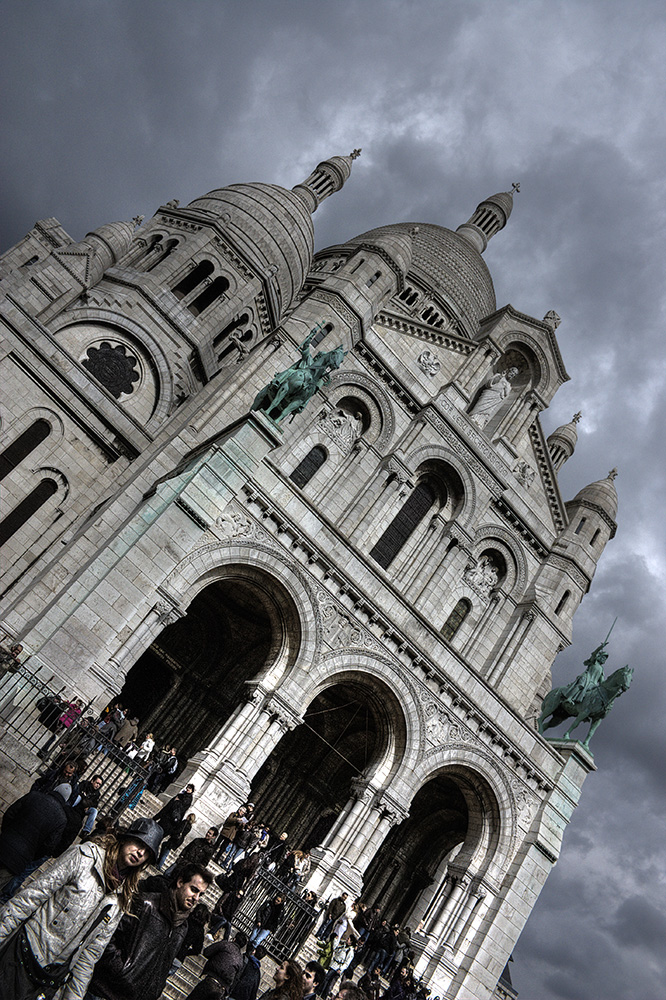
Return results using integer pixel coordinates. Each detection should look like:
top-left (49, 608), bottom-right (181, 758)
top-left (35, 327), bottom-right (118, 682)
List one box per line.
top-left (362, 775), bottom-right (468, 923)
top-left (118, 577), bottom-right (276, 762)
top-left (250, 681), bottom-right (386, 850)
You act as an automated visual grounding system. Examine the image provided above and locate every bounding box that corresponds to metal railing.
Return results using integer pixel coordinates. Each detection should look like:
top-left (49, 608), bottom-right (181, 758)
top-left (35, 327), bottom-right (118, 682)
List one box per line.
top-left (0, 647), bottom-right (153, 824)
top-left (231, 868), bottom-right (318, 962)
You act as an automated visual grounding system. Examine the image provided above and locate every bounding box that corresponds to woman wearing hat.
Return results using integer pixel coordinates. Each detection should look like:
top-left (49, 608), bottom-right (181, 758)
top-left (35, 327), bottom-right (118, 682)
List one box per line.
top-left (0, 817), bottom-right (162, 1000)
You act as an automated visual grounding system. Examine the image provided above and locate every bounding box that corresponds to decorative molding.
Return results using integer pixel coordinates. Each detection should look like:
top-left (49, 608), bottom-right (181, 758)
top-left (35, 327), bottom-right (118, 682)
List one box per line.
top-left (317, 590), bottom-right (382, 652)
top-left (528, 422), bottom-right (567, 532)
top-left (378, 311), bottom-right (475, 355)
top-left (424, 406), bottom-right (502, 496)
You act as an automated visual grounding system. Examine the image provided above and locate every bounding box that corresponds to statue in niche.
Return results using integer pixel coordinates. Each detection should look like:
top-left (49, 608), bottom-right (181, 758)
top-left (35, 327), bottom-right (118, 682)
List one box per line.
top-left (322, 407), bottom-right (364, 453)
top-left (251, 323), bottom-right (346, 423)
top-left (469, 367), bottom-right (519, 429)
top-left (537, 625), bottom-right (634, 749)
top-left (464, 554), bottom-right (499, 598)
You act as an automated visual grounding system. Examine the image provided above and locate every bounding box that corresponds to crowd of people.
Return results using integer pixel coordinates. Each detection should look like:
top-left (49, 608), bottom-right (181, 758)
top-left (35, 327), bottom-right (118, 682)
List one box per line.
top-left (0, 697), bottom-right (432, 1000)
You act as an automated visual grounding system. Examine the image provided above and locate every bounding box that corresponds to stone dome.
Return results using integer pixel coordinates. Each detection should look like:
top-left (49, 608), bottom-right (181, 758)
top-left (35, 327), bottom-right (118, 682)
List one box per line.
top-left (187, 182), bottom-right (316, 314)
top-left (571, 470), bottom-right (618, 521)
top-left (336, 223), bottom-right (496, 337)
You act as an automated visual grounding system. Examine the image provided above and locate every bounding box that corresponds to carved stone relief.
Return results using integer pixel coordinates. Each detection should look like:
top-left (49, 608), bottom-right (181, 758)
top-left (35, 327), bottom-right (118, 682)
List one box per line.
top-left (317, 591), bottom-right (381, 652)
top-left (319, 407), bottom-right (363, 455)
top-left (416, 349), bottom-right (441, 377)
top-left (514, 460), bottom-right (536, 489)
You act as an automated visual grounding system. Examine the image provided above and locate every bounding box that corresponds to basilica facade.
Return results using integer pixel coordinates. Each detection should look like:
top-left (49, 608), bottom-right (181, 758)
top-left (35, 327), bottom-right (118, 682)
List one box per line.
top-left (0, 152), bottom-right (618, 998)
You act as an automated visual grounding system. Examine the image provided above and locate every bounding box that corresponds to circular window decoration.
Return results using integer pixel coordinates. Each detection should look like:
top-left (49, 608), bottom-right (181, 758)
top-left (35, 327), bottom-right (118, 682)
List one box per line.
top-left (82, 341), bottom-right (140, 398)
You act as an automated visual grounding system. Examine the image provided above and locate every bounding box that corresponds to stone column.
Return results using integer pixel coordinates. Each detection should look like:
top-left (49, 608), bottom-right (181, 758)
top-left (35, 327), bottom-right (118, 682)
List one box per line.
top-left (174, 689), bottom-right (302, 828)
top-left (307, 788), bottom-right (407, 900)
top-left (90, 598), bottom-right (184, 697)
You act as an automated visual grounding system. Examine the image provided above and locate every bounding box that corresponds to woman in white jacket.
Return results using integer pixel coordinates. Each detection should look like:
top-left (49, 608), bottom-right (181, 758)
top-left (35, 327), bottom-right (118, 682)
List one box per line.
top-left (0, 817), bottom-right (161, 1000)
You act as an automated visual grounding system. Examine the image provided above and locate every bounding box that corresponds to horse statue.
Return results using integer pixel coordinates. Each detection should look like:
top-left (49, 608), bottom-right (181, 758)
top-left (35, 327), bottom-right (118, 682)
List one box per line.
top-left (251, 324), bottom-right (347, 424)
top-left (538, 664), bottom-right (634, 749)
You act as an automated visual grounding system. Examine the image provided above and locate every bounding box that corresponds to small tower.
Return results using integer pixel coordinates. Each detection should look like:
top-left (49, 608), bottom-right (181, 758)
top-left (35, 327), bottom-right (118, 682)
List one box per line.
top-left (548, 411), bottom-right (582, 470)
top-left (292, 150), bottom-right (362, 213)
top-left (456, 182), bottom-right (520, 253)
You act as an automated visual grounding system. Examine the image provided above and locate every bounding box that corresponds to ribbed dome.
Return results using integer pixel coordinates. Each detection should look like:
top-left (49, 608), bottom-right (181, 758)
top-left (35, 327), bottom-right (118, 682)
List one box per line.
top-left (338, 226), bottom-right (414, 282)
top-left (571, 470), bottom-right (618, 520)
top-left (187, 182), bottom-right (316, 313)
top-left (342, 223), bottom-right (496, 336)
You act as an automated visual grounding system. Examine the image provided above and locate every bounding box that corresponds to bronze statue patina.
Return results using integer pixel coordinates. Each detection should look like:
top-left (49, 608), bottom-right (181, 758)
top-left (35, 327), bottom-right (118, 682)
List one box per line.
top-left (537, 626), bottom-right (633, 749)
top-left (251, 324), bottom-right (347, 423)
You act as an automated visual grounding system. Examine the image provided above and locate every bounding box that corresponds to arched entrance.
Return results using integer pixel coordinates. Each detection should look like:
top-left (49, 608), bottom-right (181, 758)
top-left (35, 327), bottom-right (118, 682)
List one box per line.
top-left (250, 676), bottom-right (405, 850)
top-left (362, 774), bottom-right (468, 925)
top-left (118, 570), bottom-right (300, 761)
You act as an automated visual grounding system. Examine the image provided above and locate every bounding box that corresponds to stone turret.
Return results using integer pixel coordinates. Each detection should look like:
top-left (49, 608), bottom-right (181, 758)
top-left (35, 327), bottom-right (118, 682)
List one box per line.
top-left (292, 149), bottom-right (361, 213)
top-left (456, 182), bottom-right (520, 254)
top-left (548, 411), bottom-right (581, 470)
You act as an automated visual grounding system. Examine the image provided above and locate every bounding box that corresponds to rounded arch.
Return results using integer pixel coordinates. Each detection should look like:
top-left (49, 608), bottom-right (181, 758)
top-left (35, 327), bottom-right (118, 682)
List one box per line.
top-left (327, 371), bottom-right (396, 451)
top-left (472, 523), bottom-right (528, 596)
top-left (291, 651), bottom-right (418, 789)
top-left (53, 312), bottom-right (173, 428)
top-left (160, 539), bottom-right (321, 681)
top-left (412, 747), bottom-right (516, 881)
top-left (405, 445), bottom-right (476, 528)
top-left (249, 660), bottom-right (413, 852)
top-left (0, 406), bottom-right (65, 455)
top-left (493, 333), bottom-right (549, 396)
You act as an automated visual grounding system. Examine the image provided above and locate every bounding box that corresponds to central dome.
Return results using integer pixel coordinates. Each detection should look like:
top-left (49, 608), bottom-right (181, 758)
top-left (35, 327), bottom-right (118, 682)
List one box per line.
top-left (187, 182), bottom-right (316, 314)
top-left (341, 223), bottom-right (496, 337)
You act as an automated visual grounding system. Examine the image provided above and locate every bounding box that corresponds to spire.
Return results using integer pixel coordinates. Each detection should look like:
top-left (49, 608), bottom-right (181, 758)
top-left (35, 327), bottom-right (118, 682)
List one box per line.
top-left (292, 150), bottom-right (361, 213)
top-left (571, 468), bottom-right (619, 523)
top-left (456, 183), bottom-right (520, 254)
top-left (547, 412), bottom-right (582, 471)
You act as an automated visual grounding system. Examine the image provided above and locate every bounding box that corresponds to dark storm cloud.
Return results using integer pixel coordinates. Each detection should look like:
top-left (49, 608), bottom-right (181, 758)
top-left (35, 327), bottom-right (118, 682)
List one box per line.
top-left (1, 3), bottom-right (664, 999)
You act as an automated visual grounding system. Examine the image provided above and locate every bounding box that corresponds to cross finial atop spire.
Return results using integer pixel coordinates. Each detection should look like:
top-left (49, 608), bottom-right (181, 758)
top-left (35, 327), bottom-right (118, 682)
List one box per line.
top-left (608, 468), bottom-right (618, 481)
top-left (511, 182), bottom-right (521, 195)
top-left (572, 411), bottom-right (582, 424)
top-left (350, 149), bottom-right (362, 160)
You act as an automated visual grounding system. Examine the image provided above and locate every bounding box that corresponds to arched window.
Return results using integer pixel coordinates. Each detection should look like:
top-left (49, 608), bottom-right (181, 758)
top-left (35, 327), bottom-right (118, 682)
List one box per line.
top-left (172, 260), bottom-right (214, 300)
top-left (189, 275), bottom-right (230, 316)
top-left (370, 481), bottom-right (437, 570)
top-left (289, 446), bottom-right (327, 488)
top-left (555, 590), bottom-right (570, 615)
top-left (311, 322), bottom-right (334, 350)
top-left (441, 599), bottom-right (471, 641)
top-left (0, 419), bottom-right (51, 481)
top-left (366, 271), bottom-right (381, 287)
top-left (145, 238), bottom-right (179, 271)
top-left (0, 478), bottom-right (58, 547)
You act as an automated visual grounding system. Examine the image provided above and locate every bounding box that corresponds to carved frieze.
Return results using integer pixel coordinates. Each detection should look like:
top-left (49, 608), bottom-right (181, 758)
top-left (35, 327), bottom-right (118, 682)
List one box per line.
top-left (317, 591), bottom-right (381, 652)
top-left (215, 506), bottom-right (271, 544)
top-left (514, 459), bottom-right (536, 489)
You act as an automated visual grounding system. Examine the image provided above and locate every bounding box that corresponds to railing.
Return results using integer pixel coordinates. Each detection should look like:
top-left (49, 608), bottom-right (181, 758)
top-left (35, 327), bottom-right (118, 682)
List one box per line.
top-left (0, 646), bottom-right (153, 824)
top-left (231, 868), bottom-right (318, 962)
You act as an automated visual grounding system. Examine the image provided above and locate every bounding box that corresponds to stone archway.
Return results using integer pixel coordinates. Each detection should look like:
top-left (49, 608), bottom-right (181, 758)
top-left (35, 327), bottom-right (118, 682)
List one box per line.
top-left (118, 569), bottom-right (300, 762)
top-left (249, 674), bottom-right (406, 852)
top-left (362, 774), bottom-right (469, 924)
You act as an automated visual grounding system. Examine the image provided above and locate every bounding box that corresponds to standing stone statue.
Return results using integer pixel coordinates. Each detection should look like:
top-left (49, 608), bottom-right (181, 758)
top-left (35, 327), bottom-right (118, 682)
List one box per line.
top-left (469, 366), bottom-right (519, 429)
top-left (251, 324), bottom-right (347, 424)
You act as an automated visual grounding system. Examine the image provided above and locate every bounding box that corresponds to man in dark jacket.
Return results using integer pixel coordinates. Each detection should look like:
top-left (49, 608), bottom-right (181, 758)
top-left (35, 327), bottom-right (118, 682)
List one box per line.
top-left (232, 942), bottom-right (265, 1000)
top-left (87, 862), bottom-right (213, 1000)
top-left (247, 893), bottom-right (284, 947)
top-left (186, 929), bottom-right (247, 999)
top-left (153, 784), bottom-right (194, 840)
top-left (0, 783), bottom-right (71, 901)
top-left (169, 825), bottom-right (218, 873)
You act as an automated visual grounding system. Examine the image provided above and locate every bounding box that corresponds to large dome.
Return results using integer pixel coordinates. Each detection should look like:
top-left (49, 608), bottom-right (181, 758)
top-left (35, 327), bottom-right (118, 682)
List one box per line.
top-left (187, 183), bottom-right (315, 314)
top-left (340, 223), bottom-right (496, 337)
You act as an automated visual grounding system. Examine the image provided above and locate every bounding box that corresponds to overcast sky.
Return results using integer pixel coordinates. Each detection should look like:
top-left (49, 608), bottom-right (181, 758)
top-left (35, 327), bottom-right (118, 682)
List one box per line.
top-left (1, 2), bottom-right (665, 997)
